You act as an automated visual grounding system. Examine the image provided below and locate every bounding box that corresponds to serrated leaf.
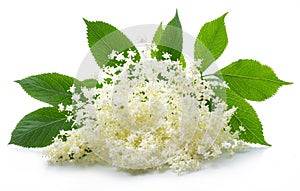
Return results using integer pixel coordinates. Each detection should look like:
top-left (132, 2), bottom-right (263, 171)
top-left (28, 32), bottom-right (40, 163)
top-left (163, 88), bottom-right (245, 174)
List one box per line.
top-left (195, 13), bottom-right (228, 72)
top-left (156, 10), bottom-right (183, 61)
top-left (9, 107), bottom-right (73, 147)
top-left (16, 73), bottom-right (75, 106)
top-left (84, 19), bottom-right (140, 68)
top-left (217, 59), bottom-right (292, 101)
top-left (215, 88), bottom-right (270, 146)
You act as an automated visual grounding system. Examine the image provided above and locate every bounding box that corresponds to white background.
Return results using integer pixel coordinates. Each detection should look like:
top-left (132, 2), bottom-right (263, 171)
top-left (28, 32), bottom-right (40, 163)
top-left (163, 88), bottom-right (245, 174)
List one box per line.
top-left (0, 0), bottom-right (299, 190)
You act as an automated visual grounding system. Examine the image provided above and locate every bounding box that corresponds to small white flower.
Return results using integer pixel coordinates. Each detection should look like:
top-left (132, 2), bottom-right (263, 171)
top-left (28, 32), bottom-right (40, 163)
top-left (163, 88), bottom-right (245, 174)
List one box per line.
top-left (71, 93), bottom-right (80, 102)
top-left (212, 145), bottom-right (222, 156)
top-left (81, 87), bottom-right (94, 101)
top-left (127, 50), bottom-right (136, 58)
top-left (239, 126), bottom-right (246, 132)
top-left (162, 52), bottom-right (171, 60)
top-left (65, 105), bottom-right (73, 112)
top-left (233, 131), bottom-right (240, 138)
top-left (197, 146), bottom-right (206, 154)
top-left (108, 50), bottom-right (118, 59)
top-left (151, 43), bottom-right (158, 51)
top-left (66, 115), bottom-right (73, 122)
top-left (221, 141), bottom-right (231, 149)
top-left (69, 84), bottom-right (76, 93)
top-left (203, 152), bottom-right (210, 159)
top-left (58, 103), bottom-right (64, 112)
top-left (116, 52), bottom-right (125, 61)
top-left (194, 59), bottom-right (202, 68)
top-left (127, 134), bottom-right (136, 143)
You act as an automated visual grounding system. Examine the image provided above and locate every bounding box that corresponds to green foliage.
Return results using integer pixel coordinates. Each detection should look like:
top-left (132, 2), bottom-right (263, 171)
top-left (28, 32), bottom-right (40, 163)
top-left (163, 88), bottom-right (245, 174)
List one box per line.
top-left (195, 13), bottom-right (228, 72)
top-left (9, 107), bottom-right (73, 147)
top-left (80, 78), bottom-right (102, 88)
top-left (10, 11), bottom-right (292, 149)
top-left (84, 19), bottom-right (140, 67)
top-left (179, 53), bottom-right (186, 68)
top-left (216, 88), bottom-right (271, 145)
top-left (152, 22), bottom-right (164, 44)
top-left (217, 59), bottom-right (292, 101)
top-left (155, 10), bottom-right (183, 61)
top-left (15, 73), bottom-right (75, 106)
top-left (152, 12), bottom-right (186, 67)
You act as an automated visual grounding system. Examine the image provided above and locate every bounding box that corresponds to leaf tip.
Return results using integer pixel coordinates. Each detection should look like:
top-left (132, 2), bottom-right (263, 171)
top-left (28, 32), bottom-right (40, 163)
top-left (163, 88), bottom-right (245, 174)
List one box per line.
top-left (8, 135), bottom-right (16, 146)
top-left (283, 81), bottom-right (293, 85)
top-left (83, 18), bottom-right (90, 25)
top-left (218, 12), bottom-right (228, 21)
top-left (262, 141), bottom-right (272, 146)
top-left (14, 80), bottom-right (21, 84)
top-left (173, 9), bottom-right (180, 21)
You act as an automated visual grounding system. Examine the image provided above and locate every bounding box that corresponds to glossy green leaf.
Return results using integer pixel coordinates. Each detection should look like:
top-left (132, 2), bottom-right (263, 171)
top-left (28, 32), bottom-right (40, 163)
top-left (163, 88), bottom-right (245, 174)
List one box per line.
top-left (84, 19), bottom-right (140, 68)
top-left (16, 73), bottom-right (74, 106)
top-left (155, 10), bottom-right (183, 61)
top-left (215, 88), bottom-right (271, 146)
top-left (195, 13), bottom-right (228, 72)
top-left (9, 107), bottom-right (73, 147)
top-left (217, 59), bottom-right (292, 101)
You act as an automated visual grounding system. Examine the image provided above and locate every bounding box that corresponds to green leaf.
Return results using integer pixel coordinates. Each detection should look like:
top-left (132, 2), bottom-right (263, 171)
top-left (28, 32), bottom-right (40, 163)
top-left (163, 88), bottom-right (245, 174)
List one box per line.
top-left (217, 59), bottom-right (292, 101)
top-left (81, 78), bottom-right (102, 88)
top-left (195, 13), bottom-right (228, 72)
top-left (16, 73), bottom-right (75, 106)
top-left (215, 88), bottom-right (270, 146)
top-left (84, 19), bottom-right (140, 68)
top-left (73, 78), bottom-right (103, 89)
top-left (151, 22), bottom-right (164, 58)
top-left (151, 14), bottom-right (186, 67)
top-left (9, 107), bottom-right (73, 147)
top-left (156, 10), bottom-right (183, 61)
top-left (152, 22), bottom-right (164, 44)
top-left (179, 54), bottom-right (186, 69)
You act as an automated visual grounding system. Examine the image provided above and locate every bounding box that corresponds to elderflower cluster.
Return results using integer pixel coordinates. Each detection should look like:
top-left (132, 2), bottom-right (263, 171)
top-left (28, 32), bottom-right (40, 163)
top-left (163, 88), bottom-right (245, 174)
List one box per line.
top-left (44, 45), bottom-right (247, 173)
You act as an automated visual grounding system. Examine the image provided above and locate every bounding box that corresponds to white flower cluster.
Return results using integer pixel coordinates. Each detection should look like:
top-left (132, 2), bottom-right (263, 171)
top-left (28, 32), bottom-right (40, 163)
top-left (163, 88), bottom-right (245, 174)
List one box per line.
top-left (44, 45), bottom-right (247, 173)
